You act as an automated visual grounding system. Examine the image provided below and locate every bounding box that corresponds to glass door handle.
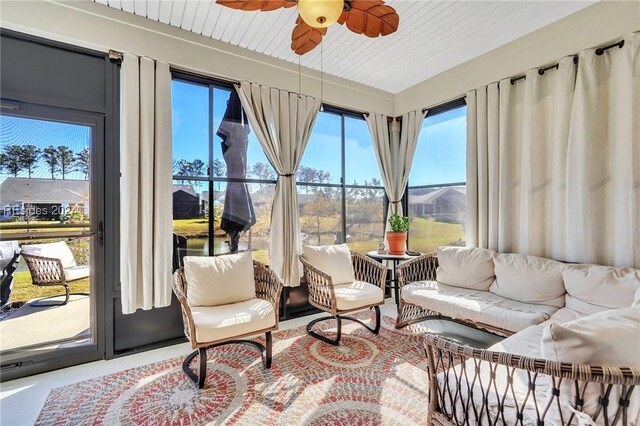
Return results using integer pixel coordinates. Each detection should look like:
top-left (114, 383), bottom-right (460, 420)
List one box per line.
top-left (98, 221), bottom-right (104, 247)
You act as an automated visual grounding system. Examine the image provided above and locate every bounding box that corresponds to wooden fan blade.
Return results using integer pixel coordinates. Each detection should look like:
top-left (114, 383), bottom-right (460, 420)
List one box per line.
top-left (342, 0), bottom-right (399, 38)
top-left (291, 16), bottom-right (327, 55)
top-left (216, 0), bottom-right (295, 12)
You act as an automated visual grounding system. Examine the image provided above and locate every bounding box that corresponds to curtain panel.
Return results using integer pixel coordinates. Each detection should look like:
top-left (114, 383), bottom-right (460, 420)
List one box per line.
top-left (467, 32), bottom-right (639, 267)
top-left (120, 54), bottom-right (173, 314)
top-left (366, 109), bottom-right (426, 249)
top-left (236, 82), bottom-right (321, 287)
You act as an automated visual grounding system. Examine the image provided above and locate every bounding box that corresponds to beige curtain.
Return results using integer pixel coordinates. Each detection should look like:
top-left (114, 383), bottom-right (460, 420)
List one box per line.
top-left (236, 82), bottom-right (321, 287)
top-left (366, 109), bottom-right (426, 248)
top-left (467, 31), bottom-right (639, 267)
top-left (120, 54), bottom-right (173, 314)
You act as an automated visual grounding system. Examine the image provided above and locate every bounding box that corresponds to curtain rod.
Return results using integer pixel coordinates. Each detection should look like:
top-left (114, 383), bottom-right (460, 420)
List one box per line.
top-left (509, 38), bottom-right (626, 85)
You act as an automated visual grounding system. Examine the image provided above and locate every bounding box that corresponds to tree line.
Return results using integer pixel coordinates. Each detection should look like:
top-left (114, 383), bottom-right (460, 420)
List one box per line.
top-left (0, 144), bottom-right (90, 180)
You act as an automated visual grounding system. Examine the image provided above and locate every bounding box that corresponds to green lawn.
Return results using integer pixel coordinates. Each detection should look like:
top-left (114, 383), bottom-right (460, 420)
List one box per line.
top-left (408, 217), bottom-right (465, 253)
top-left (10, 270), bottom-right (90, 303)
top-left (172, 218), bottom-right (209, 238)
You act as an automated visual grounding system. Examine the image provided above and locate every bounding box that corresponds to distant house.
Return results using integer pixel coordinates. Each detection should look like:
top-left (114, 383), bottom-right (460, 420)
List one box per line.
top-left (409, 187), bottom-right (466, 224)
top-left (199, 190), bottom-right (226, 215)
top-left (173, 185), bottom-right (200, 219)
top-left (0, 177), bottom-right (90, 221)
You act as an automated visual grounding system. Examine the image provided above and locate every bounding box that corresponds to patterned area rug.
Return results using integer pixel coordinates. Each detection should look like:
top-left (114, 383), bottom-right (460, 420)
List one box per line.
top-left (36, 313), bottom-right (430, 425)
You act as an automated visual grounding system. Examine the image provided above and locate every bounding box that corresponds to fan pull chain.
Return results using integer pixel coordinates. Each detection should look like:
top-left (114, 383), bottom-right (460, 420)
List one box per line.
top-left (320, 42), bottom-right (324, 112)
top-left (298, 54), bottom-right (301, 95)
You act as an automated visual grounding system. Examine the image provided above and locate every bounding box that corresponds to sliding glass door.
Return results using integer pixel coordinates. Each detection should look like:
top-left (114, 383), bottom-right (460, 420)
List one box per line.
top-left (0, 101), bottom-right (105, 375)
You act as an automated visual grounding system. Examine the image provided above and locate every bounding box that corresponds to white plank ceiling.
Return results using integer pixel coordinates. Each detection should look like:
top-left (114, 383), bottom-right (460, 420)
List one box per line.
top-left (92, 0), bottom-right (596, 93)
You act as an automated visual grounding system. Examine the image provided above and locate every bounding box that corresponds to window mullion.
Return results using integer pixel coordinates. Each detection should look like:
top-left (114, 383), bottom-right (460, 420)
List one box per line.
top-left (208, 83), bottom-right (214, 256)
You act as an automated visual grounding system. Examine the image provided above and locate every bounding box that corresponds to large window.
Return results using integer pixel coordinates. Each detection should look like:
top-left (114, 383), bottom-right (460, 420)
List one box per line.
top-left (298, 110), bottom-right (385, 254)
top-left (408, 103), bottom-right (467, 253)
top-left (171, 76), bottom-right (275, 264)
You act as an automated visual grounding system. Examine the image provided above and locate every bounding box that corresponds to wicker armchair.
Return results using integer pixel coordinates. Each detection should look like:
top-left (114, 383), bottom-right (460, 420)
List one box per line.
top-left (424, 334), bottom-right (640, 426)
top-left (173, 260), bottom-right (283, 389)
top-left (300, 251), bottom-right (387, 346)
top-left (395, 252), bottom-right (442, 329)
top-left (21, 241), bottom-right (90, 307)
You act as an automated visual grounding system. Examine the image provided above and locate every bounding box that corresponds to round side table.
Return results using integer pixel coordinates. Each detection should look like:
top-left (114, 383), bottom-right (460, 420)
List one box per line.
top-left (366, 251), bottom-right (417, 306)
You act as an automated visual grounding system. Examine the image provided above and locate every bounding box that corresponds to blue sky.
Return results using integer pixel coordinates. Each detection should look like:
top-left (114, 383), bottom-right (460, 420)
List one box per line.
top-left (0, 80), bottom-right (465, 188)
top-left (172, 80), bottom-right (466, 187)
top-left (0, 116), bottom-right (90, 183)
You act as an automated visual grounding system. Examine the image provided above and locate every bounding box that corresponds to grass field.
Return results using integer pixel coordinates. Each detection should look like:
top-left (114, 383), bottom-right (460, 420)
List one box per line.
top-left (10, 270), bottom-right (90, 303)
top-left (5, 217), bottom-right (461, 303)
top-left (409, 217), bottom-right (465, 253)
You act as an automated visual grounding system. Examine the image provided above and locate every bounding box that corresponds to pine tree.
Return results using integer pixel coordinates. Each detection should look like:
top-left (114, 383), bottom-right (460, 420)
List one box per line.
top-left (19, 145), bottom-right (41, 178)
top-left (75, 147), bottom-right (90, 179)
top-left (57, 146), bottom-right (74, 179)
top-left (42, 146), bottom-right (59, 179)
top-left (1, 145), bottom-right (24, 177)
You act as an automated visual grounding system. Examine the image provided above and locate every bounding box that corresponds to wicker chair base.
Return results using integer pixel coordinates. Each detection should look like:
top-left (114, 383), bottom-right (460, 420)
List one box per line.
top-left (182, 332), bottom-right (273, 389)
top-left (307, 305), bottom-right (381, 346)
top-left (30, 285), bottom-right (70, 307)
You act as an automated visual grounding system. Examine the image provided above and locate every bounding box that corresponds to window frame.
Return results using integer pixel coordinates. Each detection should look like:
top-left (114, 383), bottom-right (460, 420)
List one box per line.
top-left (297, 106), bottom-right (387, 250)
top-left (170, 73), bottom-right (388, 259)
top-left (171, 72), bottom-right (278, 256)
top-left (405, 97), bottom-right (467, 249)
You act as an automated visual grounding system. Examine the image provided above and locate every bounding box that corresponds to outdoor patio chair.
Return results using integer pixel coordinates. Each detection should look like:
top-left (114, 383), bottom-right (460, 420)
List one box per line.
top-left (21, 241), bottom-right (90, 307)
top-left (300, 244), bottom-right (387, 346)
top-left (0, 241), bottom-right (20, 310)
top-left (173, 252), bottom-right (283, 389)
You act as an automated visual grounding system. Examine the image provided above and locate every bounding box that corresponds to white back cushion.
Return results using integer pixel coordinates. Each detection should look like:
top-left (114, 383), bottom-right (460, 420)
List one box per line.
top-left (490, 253), bottom-right (565, 308)
top-left (563, 264), bottom-right (640, 315)
top-left (303, 244), bottom-right (355, 285)
top-left (184, 252), bottom-right (256, 307)
top-left (436, 246), bottom-right (495, 291)
top-left (21, 241), bottom-right (76, 269)
top-left (541, 307), bottom-right (640, 424)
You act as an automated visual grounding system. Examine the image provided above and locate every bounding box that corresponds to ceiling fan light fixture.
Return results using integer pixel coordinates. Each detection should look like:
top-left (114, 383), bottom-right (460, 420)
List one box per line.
top-left (298, 0), bottom-right (343, 29)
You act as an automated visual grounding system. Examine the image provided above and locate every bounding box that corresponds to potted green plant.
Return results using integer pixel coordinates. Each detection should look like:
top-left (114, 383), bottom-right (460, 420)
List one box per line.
top-left (387, 213), bottom-right (410, 255)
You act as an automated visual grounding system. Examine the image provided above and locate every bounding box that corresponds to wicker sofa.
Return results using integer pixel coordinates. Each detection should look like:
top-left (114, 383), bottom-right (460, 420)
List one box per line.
top-left (396, 248), bottom-right (640, 425)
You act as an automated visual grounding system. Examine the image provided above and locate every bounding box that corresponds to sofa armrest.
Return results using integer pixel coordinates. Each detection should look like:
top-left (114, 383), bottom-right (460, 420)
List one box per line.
top-left (396, 252), bottom-right (438, 289)
top-left (423, 334), bottom-right (640, 426)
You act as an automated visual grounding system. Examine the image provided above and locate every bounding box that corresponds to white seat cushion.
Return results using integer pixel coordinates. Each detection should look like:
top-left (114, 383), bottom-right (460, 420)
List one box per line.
top-left (303, 244), bottom-right (355, 285)
top-left (191, 298), bottom-right (275, 343)
top-left (490, 253), bottom-right (566, 308)
top-left (563, 264), bottom-right (640, 315)
top-left (436, 246), bottom-right (495, 291)
top-left (184, 252), bottom-right (256, 307)
top-left (21, 241), bottom-right (77, 269)
top-left (402, 280), bottom-right (559, 333)
top-left (334, 281), bottom-right (384, 311)
top-left (64, 265), bottom-right (90, 282)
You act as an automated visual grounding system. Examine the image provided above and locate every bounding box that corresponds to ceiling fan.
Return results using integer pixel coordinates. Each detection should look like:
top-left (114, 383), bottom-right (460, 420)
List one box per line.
top-left (216, 0), bottom-right (400, 55)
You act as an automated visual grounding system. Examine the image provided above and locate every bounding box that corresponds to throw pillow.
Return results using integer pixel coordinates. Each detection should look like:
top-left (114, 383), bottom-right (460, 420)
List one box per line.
top-left (563, 264), bottom-right (640, 315)
top-left (436, 246), bottom-right (495, 291)
top-left (184, 252), bottom-right (256, 307)
top-left (541, 306), bottom-right (640, 425)
top-left (490, 253), bottom-right (565, 308)
top-left (303, 244), bottom-right (355, 285)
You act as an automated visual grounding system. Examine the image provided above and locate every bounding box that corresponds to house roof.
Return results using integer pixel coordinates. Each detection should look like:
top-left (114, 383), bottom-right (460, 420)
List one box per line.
top-left (172, 184), bottom-right (197, 197)
top-left (0, 177), bottom-right (90, 204)
top-left (409, 187), bottom-right (466, 205)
